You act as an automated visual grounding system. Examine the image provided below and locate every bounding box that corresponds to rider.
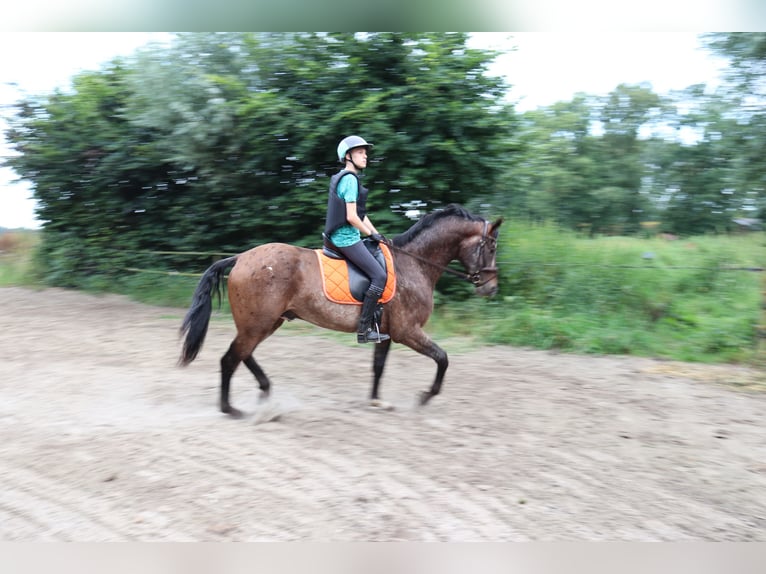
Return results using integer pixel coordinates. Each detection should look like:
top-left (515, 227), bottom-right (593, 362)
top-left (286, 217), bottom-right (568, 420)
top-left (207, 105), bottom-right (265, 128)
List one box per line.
top-left (324, 135), bottom-right (390, 344)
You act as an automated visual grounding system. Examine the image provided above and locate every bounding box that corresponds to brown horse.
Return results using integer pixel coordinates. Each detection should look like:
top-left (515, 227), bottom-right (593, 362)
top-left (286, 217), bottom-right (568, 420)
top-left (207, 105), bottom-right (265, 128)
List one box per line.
top-left (179, 204), bottom-right (503, 417)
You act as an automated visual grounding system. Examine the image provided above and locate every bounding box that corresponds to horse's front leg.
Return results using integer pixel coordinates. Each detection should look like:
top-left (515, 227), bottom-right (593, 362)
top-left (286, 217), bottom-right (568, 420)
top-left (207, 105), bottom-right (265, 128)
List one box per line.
top-left (369, 338), bottom-right (392, 407)
top-left (400, 330), bottom-right (449, 406)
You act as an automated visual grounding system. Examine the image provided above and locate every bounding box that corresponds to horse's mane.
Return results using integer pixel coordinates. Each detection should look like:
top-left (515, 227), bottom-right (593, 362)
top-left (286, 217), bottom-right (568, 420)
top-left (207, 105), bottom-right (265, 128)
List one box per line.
top-left (392, 204), bottom-right (483, 247)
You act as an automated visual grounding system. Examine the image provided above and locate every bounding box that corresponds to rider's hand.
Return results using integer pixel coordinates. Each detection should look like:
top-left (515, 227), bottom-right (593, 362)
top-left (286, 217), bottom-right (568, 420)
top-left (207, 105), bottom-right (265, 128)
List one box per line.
top-left (370, 233), bottom-right (387, 244)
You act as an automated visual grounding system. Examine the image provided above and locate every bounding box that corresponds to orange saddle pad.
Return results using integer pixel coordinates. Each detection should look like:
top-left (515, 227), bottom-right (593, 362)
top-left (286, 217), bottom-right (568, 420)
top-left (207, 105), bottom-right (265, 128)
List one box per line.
top-left (315, 243), bottom-right (396, 305)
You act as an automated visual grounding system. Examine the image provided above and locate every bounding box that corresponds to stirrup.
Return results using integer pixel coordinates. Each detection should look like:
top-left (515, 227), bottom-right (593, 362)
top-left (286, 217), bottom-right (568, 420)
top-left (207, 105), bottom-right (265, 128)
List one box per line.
top-left (357, 326), bottom-right (390, 344)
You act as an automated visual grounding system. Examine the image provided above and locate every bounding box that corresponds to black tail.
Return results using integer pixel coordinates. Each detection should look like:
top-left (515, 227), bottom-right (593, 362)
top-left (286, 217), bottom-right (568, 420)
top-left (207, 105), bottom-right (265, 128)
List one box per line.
top-left (178, 255), bottom-right (239, 366)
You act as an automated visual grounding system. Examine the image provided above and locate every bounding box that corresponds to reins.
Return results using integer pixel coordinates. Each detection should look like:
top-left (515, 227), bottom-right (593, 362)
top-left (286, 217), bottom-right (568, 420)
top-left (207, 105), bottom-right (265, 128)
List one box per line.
top-left (384, 220), bottom-right (498, 287)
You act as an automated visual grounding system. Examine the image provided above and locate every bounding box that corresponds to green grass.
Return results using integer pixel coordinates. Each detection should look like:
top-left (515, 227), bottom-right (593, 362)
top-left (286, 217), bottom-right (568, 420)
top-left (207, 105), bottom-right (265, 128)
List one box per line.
top-left (116, 272), bottom-right (205, 309)
top-left (0, 229), bottom-right (43, 287)
top-left (431, 222), bottom-right (765, 364)
top-left (2, 225), bottom-right (764, 366)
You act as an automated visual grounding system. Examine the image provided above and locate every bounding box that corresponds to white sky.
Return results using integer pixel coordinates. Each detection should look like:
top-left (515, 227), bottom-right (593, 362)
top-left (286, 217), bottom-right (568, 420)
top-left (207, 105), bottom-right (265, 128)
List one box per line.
top-left (0, 32), bottom-right (729, 229)
top-left (470, 32), bottom-right (727, 111)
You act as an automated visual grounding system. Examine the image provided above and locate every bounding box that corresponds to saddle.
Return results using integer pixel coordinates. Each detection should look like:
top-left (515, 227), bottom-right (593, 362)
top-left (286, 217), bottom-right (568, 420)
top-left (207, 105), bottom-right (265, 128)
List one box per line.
top-left (315, 236), bottom-right (396, 304)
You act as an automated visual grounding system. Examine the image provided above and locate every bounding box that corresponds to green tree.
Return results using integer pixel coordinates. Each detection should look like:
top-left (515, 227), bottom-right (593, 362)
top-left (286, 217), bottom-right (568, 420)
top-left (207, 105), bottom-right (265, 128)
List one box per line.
top-left (644, 86), bottom-right (743, 234)
top-left (588, 84), bottom-right (663, 234)
top-left (3, 62), bottom-right (190, 285)
top-left (505, 85), bottom-right (663, 235)
top-left (504, 94), bottom-right (597, 227)
top-left (703, 33), bottom-right (766, 221)
top-left (4, 32), bottom-right (515, 287)
top-left (122, 32), bottom-right (515, 246)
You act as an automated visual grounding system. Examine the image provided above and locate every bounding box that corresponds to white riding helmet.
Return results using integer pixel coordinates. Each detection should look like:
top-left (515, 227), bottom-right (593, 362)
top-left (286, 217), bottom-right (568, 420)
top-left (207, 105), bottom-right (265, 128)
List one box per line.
top-left (337, 135), bottom-right (373, 163)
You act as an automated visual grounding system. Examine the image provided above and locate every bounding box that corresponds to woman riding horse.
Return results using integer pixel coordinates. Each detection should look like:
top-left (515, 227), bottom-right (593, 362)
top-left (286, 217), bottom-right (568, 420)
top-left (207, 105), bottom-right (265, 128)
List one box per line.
top-left (324, 135), bottom-right (390, 344)
top-left (179, 203), bottom-right (502, 417)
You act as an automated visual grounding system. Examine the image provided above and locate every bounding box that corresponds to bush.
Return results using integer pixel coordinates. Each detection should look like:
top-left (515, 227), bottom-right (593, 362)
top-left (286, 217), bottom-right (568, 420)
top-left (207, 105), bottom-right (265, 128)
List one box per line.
top-left (437, 222), bottom-right (764, 364)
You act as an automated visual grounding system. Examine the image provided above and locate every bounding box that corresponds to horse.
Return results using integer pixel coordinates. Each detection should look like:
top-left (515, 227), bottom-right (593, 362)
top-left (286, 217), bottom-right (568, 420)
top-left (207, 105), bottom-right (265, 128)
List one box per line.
top-left (179, 204), bottom-right (503, 417)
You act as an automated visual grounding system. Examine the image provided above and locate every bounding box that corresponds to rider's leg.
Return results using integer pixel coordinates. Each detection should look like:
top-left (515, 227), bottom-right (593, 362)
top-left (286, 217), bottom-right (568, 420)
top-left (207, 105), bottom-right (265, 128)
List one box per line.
top-left (337, 241), bottom-right (390, 344)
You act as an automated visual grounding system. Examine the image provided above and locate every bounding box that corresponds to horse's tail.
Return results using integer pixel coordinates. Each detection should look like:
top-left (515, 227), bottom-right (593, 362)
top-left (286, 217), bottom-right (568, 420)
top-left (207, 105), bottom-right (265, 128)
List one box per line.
top-left (178, 255), bottom-right (239, 366)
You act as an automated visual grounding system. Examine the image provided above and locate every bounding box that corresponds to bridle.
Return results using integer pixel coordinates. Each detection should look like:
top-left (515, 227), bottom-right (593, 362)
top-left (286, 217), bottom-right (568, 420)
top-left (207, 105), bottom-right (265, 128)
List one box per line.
top-left (385, 220), bottom-right (498, 287)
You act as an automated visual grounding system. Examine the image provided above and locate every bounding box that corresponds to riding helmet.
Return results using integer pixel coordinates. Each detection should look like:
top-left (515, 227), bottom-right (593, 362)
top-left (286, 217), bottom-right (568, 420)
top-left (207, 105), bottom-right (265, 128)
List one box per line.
top-left (337, 135), bottom-right (373, 163)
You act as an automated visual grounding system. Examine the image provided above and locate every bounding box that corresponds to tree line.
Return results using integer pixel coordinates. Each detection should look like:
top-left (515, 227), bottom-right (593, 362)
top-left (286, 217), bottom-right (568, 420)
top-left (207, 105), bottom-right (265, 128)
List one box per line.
top-left (3, 32), bottom-right (765, 287)
top-left (502, 33), bottom-right (766, 236)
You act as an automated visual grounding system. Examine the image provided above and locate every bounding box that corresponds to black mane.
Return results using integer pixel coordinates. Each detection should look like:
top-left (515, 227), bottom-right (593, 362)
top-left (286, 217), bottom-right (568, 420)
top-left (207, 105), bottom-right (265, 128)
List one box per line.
top-left (393, 204), bottom-right (484, 247)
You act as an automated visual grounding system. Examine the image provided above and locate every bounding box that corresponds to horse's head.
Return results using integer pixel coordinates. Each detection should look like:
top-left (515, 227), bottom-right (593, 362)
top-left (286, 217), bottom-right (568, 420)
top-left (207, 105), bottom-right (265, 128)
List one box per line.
top-left (460, 217), bottom-right (503, 297)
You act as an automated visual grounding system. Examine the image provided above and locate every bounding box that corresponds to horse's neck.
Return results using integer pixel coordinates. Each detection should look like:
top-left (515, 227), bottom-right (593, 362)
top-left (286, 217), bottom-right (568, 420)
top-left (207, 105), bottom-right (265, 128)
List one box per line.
top-left (407, 221), bottom-right (469, 271)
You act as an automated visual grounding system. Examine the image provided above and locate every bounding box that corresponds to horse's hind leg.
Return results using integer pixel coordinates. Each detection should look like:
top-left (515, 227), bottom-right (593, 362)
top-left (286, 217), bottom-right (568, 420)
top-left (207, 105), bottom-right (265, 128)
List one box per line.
top-left (244, 355), bottom-right (271, 399)
top-left (220, 319), bottom-right (284, 418)
top-left (220, 341), bottom-right (247, 418)
top-left (220, 338), bottom-right (268, 418)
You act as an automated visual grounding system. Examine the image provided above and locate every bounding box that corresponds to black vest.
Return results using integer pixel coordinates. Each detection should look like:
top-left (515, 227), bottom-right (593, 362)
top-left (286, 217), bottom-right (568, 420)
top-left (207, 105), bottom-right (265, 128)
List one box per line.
top-left (323, 170), bottom-right (369, 237)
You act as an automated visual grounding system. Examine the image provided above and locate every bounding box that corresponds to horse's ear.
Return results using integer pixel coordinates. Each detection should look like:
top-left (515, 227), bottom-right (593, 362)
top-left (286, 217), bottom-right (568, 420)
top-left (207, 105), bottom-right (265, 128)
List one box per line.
top-left (491, 217), bottom-right (504, 232)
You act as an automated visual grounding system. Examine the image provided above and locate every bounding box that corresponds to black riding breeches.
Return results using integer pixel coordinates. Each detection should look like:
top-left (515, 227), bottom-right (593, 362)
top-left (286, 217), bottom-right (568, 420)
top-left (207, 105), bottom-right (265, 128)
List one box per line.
top-left (337, 240), bottom-right (387, 292)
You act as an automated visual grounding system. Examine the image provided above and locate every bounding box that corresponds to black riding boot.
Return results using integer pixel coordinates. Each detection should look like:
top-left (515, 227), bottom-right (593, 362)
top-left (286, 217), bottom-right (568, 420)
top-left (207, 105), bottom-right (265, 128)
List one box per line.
top-left (357, 286), bottom-right (390, 344)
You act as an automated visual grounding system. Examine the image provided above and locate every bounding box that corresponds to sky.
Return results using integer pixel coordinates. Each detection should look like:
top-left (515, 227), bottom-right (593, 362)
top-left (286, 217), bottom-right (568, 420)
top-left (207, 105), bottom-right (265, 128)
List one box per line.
top-left (0, 32), bottom-right (729, 229)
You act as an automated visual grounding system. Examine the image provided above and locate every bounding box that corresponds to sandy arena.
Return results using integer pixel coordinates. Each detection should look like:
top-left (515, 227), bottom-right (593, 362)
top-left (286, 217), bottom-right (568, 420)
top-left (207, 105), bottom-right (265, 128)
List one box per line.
top-left (1, 286), bottom-right (764, 541)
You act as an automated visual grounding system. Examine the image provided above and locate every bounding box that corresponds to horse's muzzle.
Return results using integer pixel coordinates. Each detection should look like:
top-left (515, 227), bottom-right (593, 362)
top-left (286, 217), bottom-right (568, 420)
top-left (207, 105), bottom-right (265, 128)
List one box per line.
top-left (476, 282), bottom-right (498, 297)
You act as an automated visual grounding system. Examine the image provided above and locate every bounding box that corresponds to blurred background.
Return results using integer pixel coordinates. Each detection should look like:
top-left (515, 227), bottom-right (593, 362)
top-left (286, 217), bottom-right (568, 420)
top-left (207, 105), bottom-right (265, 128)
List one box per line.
top-left (1, 32), bottom-right (764, 366)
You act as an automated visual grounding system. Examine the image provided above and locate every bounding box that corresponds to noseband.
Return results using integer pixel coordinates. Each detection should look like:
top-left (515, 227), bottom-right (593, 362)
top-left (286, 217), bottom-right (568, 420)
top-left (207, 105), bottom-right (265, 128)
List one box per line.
top-left (466, 220), bottom-right (499, 287)
top-left (387, 219), bottom-right (498, 287)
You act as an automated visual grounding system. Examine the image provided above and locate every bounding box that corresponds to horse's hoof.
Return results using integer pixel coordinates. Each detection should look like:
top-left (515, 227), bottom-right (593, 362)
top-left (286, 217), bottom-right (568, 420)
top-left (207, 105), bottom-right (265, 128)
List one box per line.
top-left (222, 406), bottom-right (245, 419)
top-left (418, 391), bottom-right (432, 406)
top-left (258, 390), bottom-right (271, 403)
top-left (369, 399), bottom-right (394, 411)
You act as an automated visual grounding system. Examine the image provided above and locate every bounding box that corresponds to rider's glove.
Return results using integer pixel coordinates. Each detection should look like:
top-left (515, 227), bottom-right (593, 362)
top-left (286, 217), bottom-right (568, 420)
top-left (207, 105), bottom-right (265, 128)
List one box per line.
top-left (370, 233), bottom-right (387, 244)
